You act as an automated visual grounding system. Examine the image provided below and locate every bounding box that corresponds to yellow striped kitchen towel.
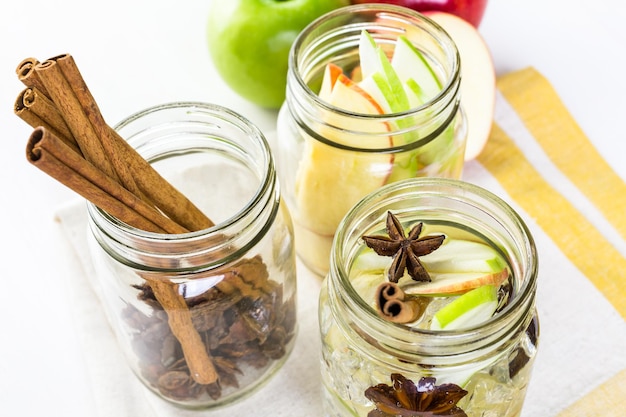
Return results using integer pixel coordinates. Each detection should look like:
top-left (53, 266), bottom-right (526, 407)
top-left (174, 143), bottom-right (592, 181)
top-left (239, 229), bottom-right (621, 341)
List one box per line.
top-left (464, 67), bottom-right (626, 416)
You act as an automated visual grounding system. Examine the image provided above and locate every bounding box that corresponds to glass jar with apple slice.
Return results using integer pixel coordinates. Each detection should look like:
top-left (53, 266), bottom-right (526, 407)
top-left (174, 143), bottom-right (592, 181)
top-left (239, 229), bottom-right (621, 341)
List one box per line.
top-left (319, 177), bottom-right (539, 417)
top-left (275, 4), bottom-right (468, 276)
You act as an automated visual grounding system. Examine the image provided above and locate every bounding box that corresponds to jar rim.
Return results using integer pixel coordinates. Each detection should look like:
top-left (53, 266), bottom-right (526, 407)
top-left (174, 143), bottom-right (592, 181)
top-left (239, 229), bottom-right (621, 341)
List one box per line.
top-left (87, 101), bottom-right (279, 271)
top-left (289, 3), bottom-right (461, 120)
top-left (330, 177), bottom-right (538, 355)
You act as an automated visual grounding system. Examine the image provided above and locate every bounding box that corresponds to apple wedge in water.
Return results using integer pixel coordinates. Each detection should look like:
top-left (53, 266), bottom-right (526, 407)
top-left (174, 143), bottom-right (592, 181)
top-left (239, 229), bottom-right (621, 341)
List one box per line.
top-left (430, 285), bottom-right (499, 330)
top-left (294, 73), bottom-right (392, 237)
top-left (404, 238), bottom-right (509, 295)
top-left (351, 237), bottom-right (509, 296)
top-left (354, 30), bottom-right (458, 181)
top-left (420, 238), bottom-right (508, 274)
top-left (357, 30), bottom-right (439, 116)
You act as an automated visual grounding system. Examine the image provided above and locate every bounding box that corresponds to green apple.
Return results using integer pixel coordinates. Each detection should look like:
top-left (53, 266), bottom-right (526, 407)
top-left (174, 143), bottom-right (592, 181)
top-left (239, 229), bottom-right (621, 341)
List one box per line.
top-left (430, 284), bottom-right (499, 330)
top-left (206, 0), bottom-right (349, 109)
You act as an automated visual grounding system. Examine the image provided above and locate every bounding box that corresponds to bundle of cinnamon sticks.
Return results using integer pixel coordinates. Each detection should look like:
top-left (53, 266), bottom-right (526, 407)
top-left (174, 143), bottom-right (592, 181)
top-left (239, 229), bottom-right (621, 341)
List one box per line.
top-left (15, 54), bottom-right (213, 234)
top-left (14, 54), bottom-right (220, 384)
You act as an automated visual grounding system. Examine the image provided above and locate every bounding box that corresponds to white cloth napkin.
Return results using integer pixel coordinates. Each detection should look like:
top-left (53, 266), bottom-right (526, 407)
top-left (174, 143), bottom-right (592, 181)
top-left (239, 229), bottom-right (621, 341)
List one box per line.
top-left (55, 68), bottom-right (626, 416)
top-left (56, 201), bottom-right (324, 417)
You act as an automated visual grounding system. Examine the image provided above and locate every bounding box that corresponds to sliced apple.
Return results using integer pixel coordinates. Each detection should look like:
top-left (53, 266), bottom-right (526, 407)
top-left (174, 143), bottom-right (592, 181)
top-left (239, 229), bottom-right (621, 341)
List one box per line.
top-left (327, 73), bottom-right (386, 120)
top-left (352, 247), bottom-right (391, 275)
top-left (392, 36), bottom-right (442, 102)
top-left (424, 11), bottom-right (496, 161)
top-left (294, 72), bottom-right (392, 238)
top-left (406, 269), bottom-right (508, 296)
top-left (357, 31), bottom-right (410, 114)
top-left (420, 239), bottom-right (508, 274)
top-left (294, 64), bottom-right (394, 273)
top-left (356, 30), bottom-right (462, 181)
top-left (430, 284), bottom-right (499, 330)
top-left (319, 62), bottom-right (343, 99)
top-left (358, 29), bottom-right (380, 80)
top-left (350, 272), bottom-right (386, 308)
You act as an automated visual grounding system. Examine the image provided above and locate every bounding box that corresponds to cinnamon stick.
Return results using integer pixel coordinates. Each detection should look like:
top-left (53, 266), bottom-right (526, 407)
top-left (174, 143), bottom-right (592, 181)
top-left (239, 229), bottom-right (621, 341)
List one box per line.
top-left (26, 127), bottom-right (186, 234)
top-left (16, 57), bottom-right (49, 96)
top-left (148, 278), bottom-right (218, 384)
top-left (27, 127), bottom-right (219, 382)
top-left (34, 59), bottom-right (120, 182)
top-left (24, 55), bottom-right (213, 232)
top-left (15, 87), bottom-right (80, 154)
top-left (53, 54), bottom-right (144, 199)
top-left (18, 53), bottom-right (223, 386)
top-left (375, 282), bottom-right (428, 324)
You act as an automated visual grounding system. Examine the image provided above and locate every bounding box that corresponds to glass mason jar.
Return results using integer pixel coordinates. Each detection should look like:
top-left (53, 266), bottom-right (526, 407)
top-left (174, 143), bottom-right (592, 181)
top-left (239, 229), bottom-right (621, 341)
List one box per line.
top-left (86, 102), bottom-right (297, 409)
top-left (275, 4), bottom-right (467, 276)
top-left (320, 178), bottom-right (539, 417)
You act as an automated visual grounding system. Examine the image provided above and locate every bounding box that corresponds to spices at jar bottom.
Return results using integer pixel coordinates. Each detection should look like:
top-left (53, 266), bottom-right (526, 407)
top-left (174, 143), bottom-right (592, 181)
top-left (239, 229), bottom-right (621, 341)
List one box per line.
top-left (124, 256), bottom-right (297, 402)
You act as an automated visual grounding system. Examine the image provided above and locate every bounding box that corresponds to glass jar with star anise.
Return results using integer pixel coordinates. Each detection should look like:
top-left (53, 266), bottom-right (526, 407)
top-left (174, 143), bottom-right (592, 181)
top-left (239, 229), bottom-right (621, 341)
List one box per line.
top-left (86, 102), bottom-right (297, 409)
top-left (274, 4), bottom-right (468, 277)
top-left (319, 177), bottom-right (539, 417)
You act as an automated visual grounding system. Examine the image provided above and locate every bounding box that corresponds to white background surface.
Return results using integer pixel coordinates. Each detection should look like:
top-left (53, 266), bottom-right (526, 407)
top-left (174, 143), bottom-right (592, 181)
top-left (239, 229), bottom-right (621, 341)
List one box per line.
top-left (1, 1), bottom-right (625, 415)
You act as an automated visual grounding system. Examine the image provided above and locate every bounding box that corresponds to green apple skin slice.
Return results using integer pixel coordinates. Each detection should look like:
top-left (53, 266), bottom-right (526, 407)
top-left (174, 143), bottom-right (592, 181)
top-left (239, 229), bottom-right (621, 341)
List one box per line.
top-left (430, 285), bottom-right (499, 331)
top-left (356, 31), bottom-right (460, 182)
top-left (359, 73), bottom-right (393, 114)
top-left (392, 36), bottom-right (442, 101)
top-left (358, 29), bottom-right (380, 80)
top-left (375, 47), bottom-right (411, 113)
top-left (357, 31), bottom-right (410, 114)
top-left (405, 78), bottom-right (427, 108)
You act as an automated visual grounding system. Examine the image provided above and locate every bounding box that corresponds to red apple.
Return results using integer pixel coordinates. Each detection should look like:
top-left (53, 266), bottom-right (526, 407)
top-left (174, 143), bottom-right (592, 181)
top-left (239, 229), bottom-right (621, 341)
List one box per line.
top-left (350, 0), bottom-right (488, 27)
top-left (424, 11), bottom-right (495, 160)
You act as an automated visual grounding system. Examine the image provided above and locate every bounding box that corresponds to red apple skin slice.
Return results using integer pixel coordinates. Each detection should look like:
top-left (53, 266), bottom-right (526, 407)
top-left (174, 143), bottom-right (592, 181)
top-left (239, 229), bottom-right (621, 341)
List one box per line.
top-left (319, 63), bottom-right (344, 100)
top-left (406, 269), bottom-right (509, 296)
top-left (330, 74), bottom-right (389, 116)
top-left (423, 11), bottom-right (496, 161)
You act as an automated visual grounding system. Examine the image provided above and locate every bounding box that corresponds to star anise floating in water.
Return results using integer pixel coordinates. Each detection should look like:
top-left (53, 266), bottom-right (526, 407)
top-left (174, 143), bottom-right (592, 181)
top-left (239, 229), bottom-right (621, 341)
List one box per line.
top-left (362, 211), bottom-right (445, 283)
top-left (365, 373), bottom-right (468, 417)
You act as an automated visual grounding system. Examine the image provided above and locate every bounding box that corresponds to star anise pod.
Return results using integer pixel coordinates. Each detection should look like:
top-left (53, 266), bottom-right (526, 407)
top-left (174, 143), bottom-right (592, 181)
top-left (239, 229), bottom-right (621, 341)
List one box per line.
top-left (362, 211), bottom-right (445, 282)
top-left (365, 373), bottom-right (468, 417)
